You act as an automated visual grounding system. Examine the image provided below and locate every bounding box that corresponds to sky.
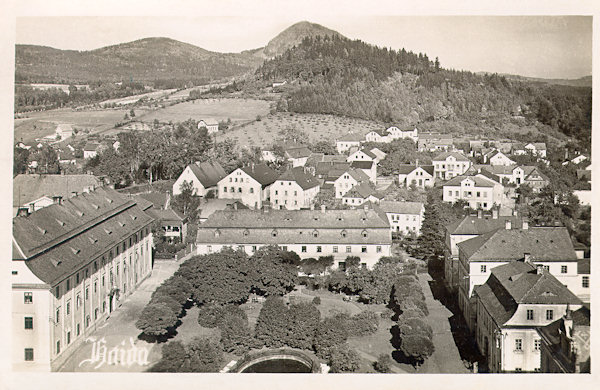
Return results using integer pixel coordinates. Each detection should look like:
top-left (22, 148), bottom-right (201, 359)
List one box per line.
top-left (14, 14), bottom-right (593, 80)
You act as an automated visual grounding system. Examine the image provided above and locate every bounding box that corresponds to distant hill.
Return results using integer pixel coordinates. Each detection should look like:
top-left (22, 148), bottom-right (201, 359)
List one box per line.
top-left (15, 37), bottom-right (263, 85)
top-left (477, 72), bottom-right (592, 88)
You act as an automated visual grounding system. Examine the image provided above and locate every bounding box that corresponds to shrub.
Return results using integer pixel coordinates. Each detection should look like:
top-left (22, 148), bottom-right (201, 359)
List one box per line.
top-left (286, 302), bottom-right (321, 350)
top-left (135, 303), bottom-right (178, 337)
top-left (313, 316), bottom-right (348, 359)
top-left (397, 316), bottom-right (433, 340)
top-left (218, 306), bottom-right (253, 354)
top-left (345, 256), bottom-right (361, 269)
top-left (398, 334), bottom-right (435, 366)
top-left (150, 293), bottom-right (183, 317)
top-left (312, 296), bottom-right (321, 305)
top-left (197, 304), bottom-right (223, 328)
top-left (328, 344), bottom-right (361, 373)
top-left (346, 311), bottom-right (379, 337)
top-left (149, 341), bottom-right (187, 372)
top-left (181, 337), bottom-right (223, 372)
top-left (399, 295), bottom-right (429, 317)
top-left (254, 297), bottom-right (290, 348)
top-left (374, 353), bottom-right (392, 373)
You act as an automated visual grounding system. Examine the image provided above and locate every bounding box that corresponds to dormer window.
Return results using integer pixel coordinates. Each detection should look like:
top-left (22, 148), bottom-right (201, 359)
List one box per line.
top-left (361, 230), bottom-right (368, 238)
top-left (243, 229), bottom-right (249, 236)
top-left (312, 230), bottom-right (319, 238)
top-left (341, 230), bottom-right (347, 238)
top-left (271, 229), bottom-right (278, 237)
top-left (214, 229), bottom-right (221, 237)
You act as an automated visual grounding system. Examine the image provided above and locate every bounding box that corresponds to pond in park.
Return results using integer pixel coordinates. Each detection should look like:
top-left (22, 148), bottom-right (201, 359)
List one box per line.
top-left (240, 358), bottom-right (313, 373)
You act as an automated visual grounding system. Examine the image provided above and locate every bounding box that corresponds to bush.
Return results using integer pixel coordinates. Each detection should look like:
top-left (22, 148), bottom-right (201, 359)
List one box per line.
top-left (218, 306), bottom-right (253, 354)
top-left (197, 304), bottom-right (223, 328)
top-left (345, 256), bottom-right (361, 269)
top-left (150, 293), bottom-right (183, 317)
top-left (135, 303), bottom-right (178, 337)
top-left (312, 296), bottom-right (321, 305)
top-left (313, 316), bottom-right (348, 359)
top-left (398, 334), bottom-right (435, 366)
top-left (346, 311), bottom-right (379, 337)
top-left (397, 316), bottom-right (433, 340)
top-left (399, 295), bottom-right (429, 317)
top-left (254, 297), bottom-right (290, 348)
top-left (181, 337), bottom-right (223, 372)
top-left (286, 302), bottom-right (321, 350)
top-left (374, 353), bottom-right (392, 373)
top-left (149, 341), bottom-right (187, 372)
top-left (328, 344), bottom-right (361, 373)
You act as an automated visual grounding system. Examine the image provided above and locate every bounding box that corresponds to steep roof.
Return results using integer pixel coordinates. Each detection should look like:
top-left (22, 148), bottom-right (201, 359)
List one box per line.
top-left (276, 167), bottom-right (320, 190)
top-left (83, 142), bottom-right (100, 152)
top-left (285, 146), bottom-right (312, 159)
top-left (446, 214), bottom-right (522, 235)
top-left (137, 191), bottom-right (168, 209)
top-left (397, 164), bottom-right (418, 175)
top-left (537, 307), bottom-right (590, 350)
top-left (189, 161), bottom-right (227, 188)
top-left (577, 258), bottom-right (590, 274)
top-left (347, 168), bottom-right (371, 183)
top-left (367, 147), bottom-right (387, 160)
top-left (147, 208), bottom-right (185, 224)
top-left (343, 183), bottom-right (378, 199)
top-left (354, 149), bottom-right (377, 159)
top-left (240, 163), bottom-right (280, 186)
top-left (457, 227), bottom-right (577, 262)
top-left (367, 128), bottom-right (388, 137)
top-left (472, 164), bottom-right (515, 176)
top-left (433, 151), bottom-right (470, 162)
top-left (13, 174), bottom-right (101, 207)
top-left (444, 174), bottom-right (496, 188)
top-left (337, 133), bottom-right (364, 142)
top-left (12, 187), bottom-right (154, 285)
top-left (379, 201), bottom-right (424, 215)
top-left (315, 161), bottom-right (351, 178)
top-left (200, 118), bottom-right (219, 126)
top-left (350, 160), bottom-right (374, 170)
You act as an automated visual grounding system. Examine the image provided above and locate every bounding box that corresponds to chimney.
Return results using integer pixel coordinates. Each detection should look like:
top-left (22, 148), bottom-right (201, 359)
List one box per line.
top-left (415, 159), bottom-right (419, 167)
top-left (477, 209), bottom-right (483, 219)
top-left (536, 264), bottom-right (543, 274)
top-left (28, 203), bottom-right (35, 213)
top-left (513, 209), bottom-right (518, 217)
top-left (71, 191), bottom-right (78, 197)
top-left (17, 207), bottom-right (30, 217)
top-left (563, 306), bottom-right (573, 337)
top-left (505, 220), bottom-right (512, 230)
top-left (492, 208), bottom-right (498, 219)
top-left (321, 205), bottom-right (326, 213)
top-left (52, 196), bottom-right (63, 205)
top-left (524, 253), bottom-right (532, 263)
top-left (233, 202), bottom-right (238, 210)
top-left (522, 218), bottom-right (529, 230)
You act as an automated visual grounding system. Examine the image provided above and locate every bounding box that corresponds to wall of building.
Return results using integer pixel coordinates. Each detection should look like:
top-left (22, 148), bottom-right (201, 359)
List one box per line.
top-left (218, 169), bottom-right (264, 209)
top-left (385, 212), bottom-right (422, 234)
top-left (334, 174), bottom-right (359, 198)
top-left (271, 181), bottom-right (319, 210)
top-left (173, 166), bottom-right (207, 196)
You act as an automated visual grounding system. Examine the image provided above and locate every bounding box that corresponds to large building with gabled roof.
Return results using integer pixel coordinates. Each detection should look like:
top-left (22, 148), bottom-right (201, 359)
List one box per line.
top-left (217, 163), bottom-right (279, 209)
top-left (269, 167), bottom-right (320, 210)
top-left (442, 173), bottom-right (504, 210)
top-left (195, 207), bottom-right (392, 270)
top-left (172, 161), bottom-right (227, 197)
top-left (473, 261), bottom-right (582, 373)
top-left (12, 187), bottom-right (154, 371)
top-left (377, 200), bottom-right (425, 235)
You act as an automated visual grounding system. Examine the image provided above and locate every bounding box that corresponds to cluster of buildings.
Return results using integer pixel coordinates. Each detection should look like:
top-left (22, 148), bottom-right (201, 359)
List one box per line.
top-left (443, 209), bottom-right (590, 373)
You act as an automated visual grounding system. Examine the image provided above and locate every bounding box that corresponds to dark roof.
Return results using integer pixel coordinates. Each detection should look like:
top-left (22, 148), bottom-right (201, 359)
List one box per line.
top-left (446, 215), bottom-right (522, 235)
top-left (12, 187), bottom-right (154, 285)
top-left (354, 149), bottom-right (377, 159)
top-left (137, 191), bottom-right (168, 209)
top-left (83, 142), bottom-right (100, 152)
top-left (343, 183), bottom-right (379, 199)
top-left (379, 201), bottom-right (424, 215)
top-left (240, 163), bottom-right (280, 186)
top-left (13, 174), bottom-right (101, 207)
top-left (337, 133), bottom-right (364, 142)
top-left (315, 161), bottom-right (351, 177)
top-left (276, 167), bottom-right (320, 190)
top-left (367, 128), bottom-right (388, 137)
top-left (350, 160), bottom-right (374, 170)
top-left (147, 208), bottom-right (185, 224)
top-left (347, 168), bottom-right (371, 183)
top-left (457, 227), bottom-right (578, 262)
top-left (285, 146), bottom-right (312, 159)
top-left (189, 161), bottom-right (227, 187)
top-left (421, 165), bottom-right (435, 175)
top-left (577, 258), bottom-right (590, 274)
top-left (129, 195), bottom-right (153, 211)
top-left (396, 164), bottom-right (417, 174)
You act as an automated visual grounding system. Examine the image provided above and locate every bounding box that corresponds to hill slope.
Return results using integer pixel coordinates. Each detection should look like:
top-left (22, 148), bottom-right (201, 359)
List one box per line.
top-left (260, 21), bottom-right (343, 58)
top-left (15, 37), bottom-right (263, 85)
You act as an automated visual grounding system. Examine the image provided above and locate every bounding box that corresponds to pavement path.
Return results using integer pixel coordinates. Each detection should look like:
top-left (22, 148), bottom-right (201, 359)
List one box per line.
top-left (57, 257), bottom-right (186, 372)
top-left (417, 273), bottom-right (470, 373)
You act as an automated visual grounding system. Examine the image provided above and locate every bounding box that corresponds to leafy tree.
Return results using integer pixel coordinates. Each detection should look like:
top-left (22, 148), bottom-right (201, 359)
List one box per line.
top-left (135, 303), bottom-right (178, 337)
top-left (310, 140), bottom-right (336, 155)
top-left (254, 297), bottom-right (290, 348)
top-left (313, 315), bottom-right (348, 359)
top-left (345, 311), bottom-right (379, 337)
top-left (374, 353), bottom-right (393, 373)
top-left (197, 303), bottom-right (223, 328)
top-left (287, 302), bottom-right (321, 350)
top-left (149, 341), bottom-right (187, 372)
top-left (130, 109), bottom-right (136, 118)
top-left (14, 146), bottom-right (29, 176)
top-left (345, 256), bottom-right (361, 269)
top-left (249, 246), bottom-right (298, 296)
top-left (172, 180), bottom-right (201, 221)
top-left (328, 344), bottom-right (361, 373)
top-left (180, 337), bottom-right (223, 372)
top-left (397, 334), bottom-right (434, 366)
top-left (415, 191), bottom-right (446, 261)
top-left (149, 293), bottom-right (182, 317)
top-left (218, 305), bottom-right (253, 354)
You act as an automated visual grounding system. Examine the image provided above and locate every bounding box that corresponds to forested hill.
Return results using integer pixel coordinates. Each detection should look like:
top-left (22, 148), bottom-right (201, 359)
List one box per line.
top-left (16, 38), bottom-right (263, 86)
top-left (256, 35), bottom-right (591, 149)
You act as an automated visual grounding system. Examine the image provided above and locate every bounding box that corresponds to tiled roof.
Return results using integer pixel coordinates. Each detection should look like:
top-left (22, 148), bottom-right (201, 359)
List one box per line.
top-left (83, 142), bottom-right (100, 152)
top-left (421, 165), bottom-right (435, 176)
top-left (12, 187), bottom-right (154, 285)
top-left (443, 175), bottom-right (496, 188)
top-left (190, 161), bottom-right (227, 188)
top-left (276, 167), bottom-right (320, 190)
top-left (367, 129), bottom-right (388, 137)
top-left (240, 163), bottom-right (280, 186)
top-left (457, 227), bottom-right (577, 262)
top-left (472, 164), bottom-right (515, 175)
top-left (337, 133), bottom-right (364, 142)
top-left (379, 201), bottom-right (424, 215)
top-left (396, 164), bottom-right (418, 174)
top-left (446, 215), bottom-right (522, 235)
top-left (147, 208), bottom-right (185, 223)
top-left (577, 258), bottom-right (590, 274)
top-left (367, 147), bottom-right (387, 160)
top-left (200, 118), bottom-right (219, 126)
top-left (350, 160), bottom-right (374, 170)
top-left (137, 191), bottom-right (168, 209)
top-left (315, 161), bottom-right (351, 178)
top-left (358, 149), bottom-right (377, 159)
top-left (13, 174), bottom-right (101, 207)
top-left (347, 168), bottom-right (371, 183)
top-left (129, 195), bottom-right (154, 211)
top-left (433, 151), bottom-right (470, 162)
top-left (537, 307), bottom-right (590, 351)
top-left (285, 146), bottom-right (312, 159)
top-left (343, 183), bottom-right (378, 199)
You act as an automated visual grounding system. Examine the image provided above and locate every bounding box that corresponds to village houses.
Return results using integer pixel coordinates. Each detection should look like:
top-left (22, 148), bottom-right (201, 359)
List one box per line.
top-left (432, 151), bottom-right (472, 180)
top-left (336, 133), bottom-right (363, 154)
top-left (217, 163), bottom-right (279, 209)
top-left (333, 168), bottom-right (371, 199)
top-left (397, 164), bottom-right (435, 188)
top-left (172, 161), bottom-right (227, 197)
top-left (442, 173), bottom-right (504, 210)
top-left (377, 201), bottom-right (424, 235)
top-left (269, 167), bottom-right (320, 210)
top-left (197, 118), bottom-right (219, 134)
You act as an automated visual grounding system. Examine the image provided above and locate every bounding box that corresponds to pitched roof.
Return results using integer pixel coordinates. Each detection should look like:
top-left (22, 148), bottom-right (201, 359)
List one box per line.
top-left (446, 214), bottom-right (522, 235)
top-left (367, 128), bottom-right (388, 137)
top-left (337, 133), bottom-right (364, 142)
top-left (137, 191), bottom-right (168, 209)
top-left (457, 227), bottom-right (578, 262)
top-left (13, 174), bottom-right (101, 207)
top-left (240, 163), bottom-right (280, 186)
top-left (397, 164), bottom-right (418, 174)
top-left (190, 161), bottom-right (227, 187)
top-left (12, 187), bottom-right (154, 285)
top-left (347, 168), bottom-right (371, 183)
top-left (577, 258), bottom-right (590, 274)
top-left (443, 174), bottom-right (496, 188)
top-left (367, 147), bottom-right (387, 160)
top-left (433, 151), bottom-right (470, 162)
top-left (379, 201), bottom-right (424, 215)
top-left (472, 164), bottom-right (515, 175)
top-left (315, 161), bottom-right (351, 177)
top-left (83, 142), bottom-right (100, 152)
top-left (276, 167), bottom-right (320, 190)
top-left (537, 307), bottom-right (590, 352)
top-left (200, 118), bottom-right (219, 126)
top-left (343, 183), bottom-right (379, 199)
top-left (355, 149), bottom-right (377, 159)
top-left (285, 146), bottom-right (312, 159)
top-left (147, 208), bottom-right (185, 223)
top-left (350, 160), bottom-right (374, 170)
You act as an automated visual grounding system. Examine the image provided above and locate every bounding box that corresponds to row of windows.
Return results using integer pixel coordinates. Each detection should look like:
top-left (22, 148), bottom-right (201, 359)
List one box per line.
top-left (390, 215), bottom-right (418, 222)
top-left (514, 338), bottom-right (541, 351)
top-left (223, 187), bottom-right (255, 194)
top-left (207, 244), bottom-right (383, 254)
top-left (526, 309), bottom-right (554, 321)
top-left (274, 190), bottom-right (298, 196)
top-left (239, 229), bottom-right (371, 239)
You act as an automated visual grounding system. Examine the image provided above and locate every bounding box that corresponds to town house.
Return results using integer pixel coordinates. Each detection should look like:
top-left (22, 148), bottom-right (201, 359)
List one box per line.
top-left (217, 163), bottom-right (279, 209)
top-left (336, 133), bottom-right (363, 154)
top-left (333, 168), bottom-right (371, 198)
top-left (269, 167), bottom-right (320, 210)
top-left (377, 201), bottom-right (424, 235)
top-left (172, 161), bottom-right (227, 197)
top-left (397, 164), bottom-right (435, 188)
top-left (442, 174), bottom-right (503, 210)
top-left (433, 151), bottom-right (472, 180)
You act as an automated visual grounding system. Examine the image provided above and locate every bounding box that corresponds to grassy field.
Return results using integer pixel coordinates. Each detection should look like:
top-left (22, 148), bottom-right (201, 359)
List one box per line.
top-left (138, 98), bottom-right (271, 123)
top-left (219, 112), bottom-right (381, 148)
top-left (14, 108), bottom-right (140, 143)
top-left (98, 89), bottom-right (177, 106)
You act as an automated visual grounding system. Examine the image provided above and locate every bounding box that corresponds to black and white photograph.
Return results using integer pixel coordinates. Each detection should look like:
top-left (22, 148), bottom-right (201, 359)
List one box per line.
top-left (1, 0), bottom-right (598, 388)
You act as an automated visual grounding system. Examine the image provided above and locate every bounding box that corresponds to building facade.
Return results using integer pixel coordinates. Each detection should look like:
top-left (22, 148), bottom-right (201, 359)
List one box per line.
top-left (433, 152), bottom-right (472, 180)
top-left (217, 163), bottom-right (279, 209)
top-left (442, 174), bottom-right (504, 210)
top-left (269, 167), bottom-right (320, 210)
top-left (172, 161), bottom-right (227, 197)
top-left (12, 187), bottom-right (154, 371)
top-left (377, 201), bottom-right (424, 235)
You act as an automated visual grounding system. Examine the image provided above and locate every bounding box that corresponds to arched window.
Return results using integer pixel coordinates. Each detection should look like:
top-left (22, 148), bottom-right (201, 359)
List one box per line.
top-left (214, 229), bottom-right (221, 237)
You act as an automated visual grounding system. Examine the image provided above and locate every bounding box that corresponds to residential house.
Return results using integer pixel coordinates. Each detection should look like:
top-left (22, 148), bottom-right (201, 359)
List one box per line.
top-left (386, 126), bottom-right (418, 143)
top-left (397, 164), bottom-right (435, 188)
top-left (13, 174), bottom-right (101, 216)
top-left (198, 199), bottom-right (248, 224)
top-left (341, 183), bottom-right (383, 206)
top-left (270, 167), bottom-right (320, 210)
top-left (284, 144), bottom-right (312, 167)
top-left (11, 187), bottom-right (154, 371)
top-left (417, 133), bottom-right (453, 152)
top-left (120, 121), bottom-right (152, 131)
top-left (195, 207), bottom-right (392, 269)
top-left (172, 161), bottom-right (227, 197)
top-left (217, 163), bottom-right (279, 209)
top-left (444, 210), bottom-right (522, 293)
top-left (336, 133), bottom-right (363, 154)
top-left (347, 148), bottom-right (378, 164)
top-left (56, 148), bottom-right (77, 165)
top-left (350, 160), bottom-right (376, 183)
top-left (198, 119), bottom-right (219, 134)
top-left (377, 201), bottom-right (424, 235)
top-left (55, 124), bottom-right (73, 140)
top-left (15, 142), bottom-right (32, 150)
top-left (333, 168), bottom-right (371, 198)
top-left (473, 262), bottom-right (582, 373)
top-left (364, 129), bottom-right (389, 143)
top-left (572, 258), bottom-right (590, 303)
top-left (537, 307), bottom-right (590, 373)
top-left (512, 166), bottom-right (549, 191)
top-left (146, 208), bottom-right (187, 243)
top-left (457, 223), bottom-right (581, 332)
top-left (442, 174), bottom-right (503, 210)
top-left (367, 147), bottom-right (387, 163)
top-left (83, 143), bottom-right (100, 159)
top-left (485, 150), bottom-right (516, 166)
top-left (433, 152), bottom-right (472, 180)
top-left (525, 143), bottom-right (547, 158)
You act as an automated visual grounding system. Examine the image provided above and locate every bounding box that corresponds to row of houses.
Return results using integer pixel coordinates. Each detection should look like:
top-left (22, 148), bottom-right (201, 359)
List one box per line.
top-left (443, 210), bottom-right (590, 373)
